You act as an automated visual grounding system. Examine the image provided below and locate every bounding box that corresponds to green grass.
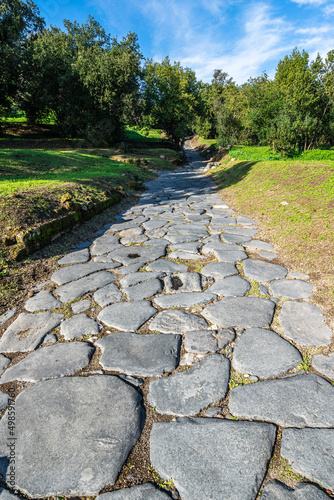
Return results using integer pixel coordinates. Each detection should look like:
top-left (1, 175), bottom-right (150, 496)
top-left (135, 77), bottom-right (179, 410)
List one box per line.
top-left (124, 127), bottom-right (164, 142)
top-left (229, 145), bottom-right (282, 161)
top-left (197, 137), bottom-right (218, 149)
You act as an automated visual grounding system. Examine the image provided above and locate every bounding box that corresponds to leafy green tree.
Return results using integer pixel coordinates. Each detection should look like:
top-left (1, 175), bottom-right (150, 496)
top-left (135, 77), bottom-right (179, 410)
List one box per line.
top-left (142, 57), bottom-right (200, 148)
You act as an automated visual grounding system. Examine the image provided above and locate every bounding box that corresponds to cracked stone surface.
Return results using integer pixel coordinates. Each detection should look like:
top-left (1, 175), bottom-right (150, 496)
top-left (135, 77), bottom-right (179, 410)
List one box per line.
top-left (51, 263), bottom-right (116, 285)
top-left (150, 418), bottom-right (276, 500)
top-left (0, 376), bottom-right (145, 497)
top-left (149, 309), bottom-right (208, 333)
top-left (60, 314), bottom-right (100, 340)
top-left (147, 354), bottom-right (230, 416)
top-left (98, 301), bottom-right (157, 331)
top-left (56, 271), bottom-right (116, 302)
top-left (261, 481), bottom-right (331, 499)
top-left (153, 291), bottom-right (217, 308)
top-left (184, 329), bottom-right (235, 354)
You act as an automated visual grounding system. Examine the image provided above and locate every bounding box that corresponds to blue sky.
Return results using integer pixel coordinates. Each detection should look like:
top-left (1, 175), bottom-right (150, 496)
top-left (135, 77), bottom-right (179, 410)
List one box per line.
top-left (34, 0), bottom-right (334, 83)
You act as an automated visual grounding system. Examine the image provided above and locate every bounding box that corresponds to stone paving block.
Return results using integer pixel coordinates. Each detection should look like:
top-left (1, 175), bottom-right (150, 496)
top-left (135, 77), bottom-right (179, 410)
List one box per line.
top-left (269, 279), bottom-right (313, 299)
top-left (289, 272), bottom-right (310, 280)
top-left (120, 271), bottom-right (166, 288)
top-left (143, 219), bottom-right (169, 231)
top-left (279, 301), bottom-right (332, 347)
top-left (201, 262), bottom-right (238, 279)
top-left (243, 259), bottom-right (288, 282)
top-left (58, 248), bottom-right (90, 265)
top-left (238, 216), bottom-right (257, 225)
top-left (207, 276), bottom-right (251, 297)
top-left (114, 263), bottom-right (144, 275)
top-left (164, 234), bottom-right (202, 244)
top-left (51, 263), bottom-right (116, 285)
top-left (214, 249), bottom-right (248, 262)
top-left (164, 272), bottom-right (203, 293)
top-left (0, 376), bottom-right (145, 497)
top-left (0, 488), bottom-right (25, 500)
top-left (170, 242), bottom-right (203, 254)
top-left (96, 484), bottom-right (172, 499)
top-left (108, 246), bottom-right (166, 265)
top-left (221, 233), bottom-right (252, 244)
top-left (56, 271), bottom-right (116, 303)
top-left (184, 329), bottom-right (235, 354)
top-left (24, 290), bottom-right (61, 312)
top-left (0, 392), bottom-right (8, 411)
top-left (262, 480), bottom-right (331, 500)
top-left (124, 279), bottom-right (163, 301)
top-left (311, 353), bottom-right (334, 380)
top-left (71, 299), bottom-right (91, 313)
top-left (168, 251), bottom-right (207, 260)
top-left (96, 332), bottom-right (181, 377)
top-left (118, 227), bottom-right (144, 238)
top-left (0, 342), bottom-right (94, 383)
top-left (0, 355), bottom-right (10, 376)
top-left (260, 251), bottom-right (277, 261)
top-left (229, 373), bottom-right (334, 427)
top-left (60, 314), bottom-right (100, 340)
top-left (281, 428), bottom-right (334, 492)
top-left (0, 308), bottom-right (17, 328)
top-left (0, 312), bottom-right (63, 353)
top-left (148, 354), bottom-right (230, 416)
top-left (202, 296), bottom-right (275, 328)
top-left (98, 301), bottom-right (157, 331)
top-left (121, 235), bottom-right (148, 245)
top-left (150, 418), bottom-right (276, 500)
top-left (153, 291), bottom-right (217, 308)
top-left (245, 240), bottom-right (275, 251)
top-left (91, 240), bottom-right (122, 256)
top-left (223, 227), bottom-right (259, 237)
top-left (232, 328), bottom-right (302, 379)
top-left (93, 284), bottom-right (122, 307)
top-left (149, 309), bottom-right (208, 334)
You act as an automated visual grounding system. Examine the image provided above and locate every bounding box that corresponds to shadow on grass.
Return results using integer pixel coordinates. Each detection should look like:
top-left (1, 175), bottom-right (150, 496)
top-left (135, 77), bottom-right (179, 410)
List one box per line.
top-left (211, 160), bottom-right (258, 189)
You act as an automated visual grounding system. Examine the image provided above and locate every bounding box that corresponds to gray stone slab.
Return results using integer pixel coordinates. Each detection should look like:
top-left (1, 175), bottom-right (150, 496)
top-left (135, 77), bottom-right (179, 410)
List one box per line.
top-left (289, 272), bottom-right (310, 280)
top-left (0, 488), bottom-right (25, 500)
top-left (262, 481), bottom-right (331, 500)
top-left (210, 217), bottom-right (236, 225)
top-left (232, 328), bottom-right (302, 379)
top-left (0, 355), bottom-right (10, 375)
top-left (120, 271), bottom-right (166, 288)
top-left (202, 242), bottom-right (241, 255)
top-left (0, 312), bottom-right (63, 353)
top-left (145, 228), bottom-right (168, 239)
top-left (215, 249), bottom-right (248, 262)
top-left (108, 246), bottom-right (165, 265)
top-left (71, 299), bottom-right (91, 313)
top-left (168, 251), bottom-right (206, 260)
top-left (279, 301), bottom-right (332, 347)
top-left (143, 219), bottom-right (169, 231)
top-left (269, 280), bottom-right (313, 299)
top-left (150, 418), bottom-right (276, 500)
top-left (238, 216), bottom-right (257, 225)
top-left (96, 332), bottom-right (181, 377)
top-left (56, 271), bottom-right (116, 302)
top-left (221, 233), bottom-right (252, 244)
top-left (150, 309), bottom-right (208, 334)
top-left (207, 276), bottom-right (251, 297)
top-left (202, 296), bottom-right (275, 328)
top-left (204, 407), bottom-right (222, 417)
top-left (164, 234), bottom-right (201, 244)
top-left (118, 227), bottom-right (144, 238)
top-left (114, 263), bottom-right (144, 275)
top-left (148, 354), bottom-right (230, 416)
top-left (43, 333), bottom-right (57, 343)
top-left (223, 227), bottom-right (259, 237)
top-left (91, 240), bottom-right (122, 256)
top-left (24, 290), bottom-right (61, 312)
top-left (0, 342), bottom-right (93, 383)
top-left (312, 352), bottom-right (334, 380)
top-left (170, 242), bottom-right (203, 254)
top-left (76, 240), bottom-right (91, 249)
top-left (124, 279), bottom-right (163, 301)
top-left (245, 240), bottom-right (275, 251)
top-left (96, 484), bottom-right (172, 499)
top-left (154, 292), bottom-right (217, 308)
top-left (98, 301), bottom-right (157, 331)
top-left (93, 284), bottom-right (122, 307)
top-left (121, 235), bottom-right (148, 245)
top-left (184, 329), bottom-right (235, 354)
top-left (201, 262), bottom-right (238, 279)
top-left (0, 376), bottom-right (145, 497)
top-left (93, 256), bottom-right (121, 265)
top-left (60, 314), bottom-right (100, 340)
top-left (243, 259), bottom-right (288, 282)
top-left (281, 428), bottom-right (334, 492)
top-left (0, 392), bottom-right (8, 411)
top-left (229, 373), bottom-right (334, 427)
top-left (164, 272), bottom-right (203, 293)
top-left (58, 248), bottom-right (90, 265)
top-left (51, 263), bottom-right (116, 285)
top-left (0, 308), bottom-right (17, 328)
top-left (260, 251), bottom-right (277, 261)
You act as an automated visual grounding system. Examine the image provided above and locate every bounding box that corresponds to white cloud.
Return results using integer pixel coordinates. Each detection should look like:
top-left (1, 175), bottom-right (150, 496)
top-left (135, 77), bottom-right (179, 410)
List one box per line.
top-left (291, 0), bottom-right (327, 5)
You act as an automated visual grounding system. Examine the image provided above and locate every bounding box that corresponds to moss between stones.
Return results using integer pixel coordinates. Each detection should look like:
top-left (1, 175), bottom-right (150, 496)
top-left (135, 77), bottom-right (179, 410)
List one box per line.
top-left (10, 191), bottom-right (122, 261)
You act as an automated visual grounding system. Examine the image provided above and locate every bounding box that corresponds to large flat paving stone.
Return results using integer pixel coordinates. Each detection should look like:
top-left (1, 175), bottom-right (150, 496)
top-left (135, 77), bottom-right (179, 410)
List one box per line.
top-left (312, 353), bottom-right (334, 380)
top-left (221, 233), bottom-right (252, 244)
top-left (24, 290), bottom-right (61, 312)
top-left (281, 428), bottom-right (334, 492)
top-left (0, 488), bottom-right (25, 500)
top-left (184, 329), bottom-right (235, 354)
top-left (279, 302), bottom-right (332, 347)
top-left (229, 373), bottom-right (334, 427)
top-left (96, 332), bottom-right (181, 377)
top-left (164, 272), bottom-right (203, 293)
top-left (149, 309), bottom-right (208, 333)
top-left (201, 262), bottom-right (238, 279)
top-left (150, 418), bottom-right (276, 500)
top-left (91, 240), bottom-right (122, 257)
top-left (108, 246), bottom-right (165, 265)
top-left (168, 251), bottom-right (206, 260)
top-left (146, 259), bottom-right (188, 274)
top-left (202, 297), bottom-right (275, 328)
top-left (51, 263), bottom-right (116, 285)
top-left (148, 354), bottom-right (230, 416)
top-left (60, 314), bottom-right (100, 340)
top-left (164, 234), bottom-right (201, 244)
top-left (0, 376), bottom-right (145, 497)
top-left (154, 291), bottom-right (217, 308)
top-left (269, 279), bottom-right (313, 299)
top-left (0, 312), bottom-right (63, 353)
top-left (245, 240), bottom-right (274, 251)
top-left (98, 301), bottom-right (157, 331)
top-left (170, 242), bottom-right (203, 254)
top-left (262, 481), bottom-right (331, 500)
top-left (0, 342), bottom-right (94, 383)
top-left (0, 355), bottom-right (10, 375)
top-left (223, 226), bottom-right (259, 237)
top-left (120, 271), bottom-right (166, 288)
top-left (56, 271), bottom-right (116, 303)
top-left (232, 328), bottom-right (302, 379)
top-left (207, 276), bottom-right (251, 297)
top-left (94, 284), bottom-right (122, 307)
top-left (58, 248), bottom-right (90, 265)
top-left (96, 484), bottom-right (172, 499)
top-left (0, 308), bottom-right (17, 328)
top-left (124, 279), bottom-right (163, 301)
top-left (243, 259), bottom-right (288, 282)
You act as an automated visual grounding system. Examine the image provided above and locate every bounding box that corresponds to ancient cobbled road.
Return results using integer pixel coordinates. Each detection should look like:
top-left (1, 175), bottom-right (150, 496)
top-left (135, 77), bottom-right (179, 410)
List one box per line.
top-left (0, 141), bottom-right (333, 500)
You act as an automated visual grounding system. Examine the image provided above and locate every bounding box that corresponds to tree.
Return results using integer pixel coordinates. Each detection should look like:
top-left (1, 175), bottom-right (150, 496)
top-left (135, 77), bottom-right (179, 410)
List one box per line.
top-left (142, 57), bottom-right (200, 148)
